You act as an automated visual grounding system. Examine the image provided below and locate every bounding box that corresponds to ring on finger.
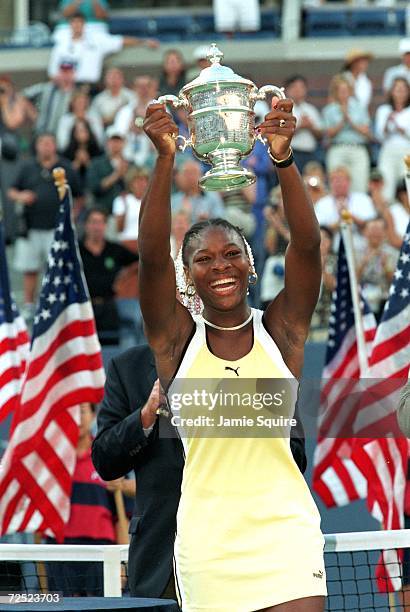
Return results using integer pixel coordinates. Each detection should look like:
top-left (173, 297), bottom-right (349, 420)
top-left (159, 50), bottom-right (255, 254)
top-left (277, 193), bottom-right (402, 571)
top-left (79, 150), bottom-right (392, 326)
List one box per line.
top-left (279, 119), bottom-right (286, 128)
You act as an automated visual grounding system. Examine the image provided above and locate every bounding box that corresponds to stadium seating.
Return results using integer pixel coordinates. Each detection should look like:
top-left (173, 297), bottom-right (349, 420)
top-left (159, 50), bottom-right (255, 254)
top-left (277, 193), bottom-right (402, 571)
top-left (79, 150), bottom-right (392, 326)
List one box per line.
top-left (303, 9), bottom-right (350, 38)
top-left (349, 9), bottom-right (402, 36)
top-left (108, 8), bottom-right (281, 42)
top-left (303, 6), bottom-right (406, 38)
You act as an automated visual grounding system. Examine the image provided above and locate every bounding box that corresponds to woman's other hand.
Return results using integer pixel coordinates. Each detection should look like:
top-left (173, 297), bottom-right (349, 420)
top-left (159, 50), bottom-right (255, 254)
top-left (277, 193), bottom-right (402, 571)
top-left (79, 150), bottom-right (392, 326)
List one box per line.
top-left (143, 103), bottom-right (178, 157)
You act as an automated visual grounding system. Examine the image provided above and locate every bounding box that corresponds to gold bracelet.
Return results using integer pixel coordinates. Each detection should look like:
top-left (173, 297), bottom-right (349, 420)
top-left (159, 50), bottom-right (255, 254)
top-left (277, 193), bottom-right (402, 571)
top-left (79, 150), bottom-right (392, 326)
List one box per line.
top-left (268, 147), bottom-right (293, 164)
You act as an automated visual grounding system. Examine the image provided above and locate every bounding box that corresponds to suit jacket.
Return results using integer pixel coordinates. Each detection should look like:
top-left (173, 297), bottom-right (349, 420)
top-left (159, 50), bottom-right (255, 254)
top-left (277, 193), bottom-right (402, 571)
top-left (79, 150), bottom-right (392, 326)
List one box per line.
top-left (92, 344), bottom-right (307, 598)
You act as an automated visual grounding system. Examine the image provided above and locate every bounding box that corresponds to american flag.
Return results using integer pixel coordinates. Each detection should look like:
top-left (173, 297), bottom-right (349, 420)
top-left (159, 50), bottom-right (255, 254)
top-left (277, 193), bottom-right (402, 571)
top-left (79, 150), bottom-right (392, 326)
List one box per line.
top-left (0, 179), bottom-right (105, 542)
top-left (312, 234), bottom-right (377, 507)
top-left (0, 218), bottom-right (29, 422)
top-left (351, 221), bottom-right (410, 592)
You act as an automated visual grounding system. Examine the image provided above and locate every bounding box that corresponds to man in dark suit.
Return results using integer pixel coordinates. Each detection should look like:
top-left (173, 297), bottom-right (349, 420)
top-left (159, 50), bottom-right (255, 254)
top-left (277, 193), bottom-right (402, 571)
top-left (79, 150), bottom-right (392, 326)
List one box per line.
top-left (92, 344), bottom-right (307, 598)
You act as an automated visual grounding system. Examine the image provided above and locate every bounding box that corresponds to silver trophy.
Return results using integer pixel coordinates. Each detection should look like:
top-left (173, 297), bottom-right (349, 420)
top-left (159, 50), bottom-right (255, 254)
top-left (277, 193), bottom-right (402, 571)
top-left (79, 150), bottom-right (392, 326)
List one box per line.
top-left (154, 43), bottom-right (285, 192)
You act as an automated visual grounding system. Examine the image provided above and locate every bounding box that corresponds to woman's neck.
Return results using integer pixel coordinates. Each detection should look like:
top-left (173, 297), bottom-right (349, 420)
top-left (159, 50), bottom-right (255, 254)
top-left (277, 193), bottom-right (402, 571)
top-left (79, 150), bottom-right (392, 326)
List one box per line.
top-left (393, 102), bottom-right (405, 112)
top-left (202, 304), bottom-right (252, 329)
top-left (84, 237), bottom-right (105, 254)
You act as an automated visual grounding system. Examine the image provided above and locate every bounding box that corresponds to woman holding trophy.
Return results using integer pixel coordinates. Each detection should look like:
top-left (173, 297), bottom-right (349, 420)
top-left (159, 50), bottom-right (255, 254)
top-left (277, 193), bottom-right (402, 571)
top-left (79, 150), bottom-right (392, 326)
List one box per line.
top-left (138, 53), bottom-right (326, 611)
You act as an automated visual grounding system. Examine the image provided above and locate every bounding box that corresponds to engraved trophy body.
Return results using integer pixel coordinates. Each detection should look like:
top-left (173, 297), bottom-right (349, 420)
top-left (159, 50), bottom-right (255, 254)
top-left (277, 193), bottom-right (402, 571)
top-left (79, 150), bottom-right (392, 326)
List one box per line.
top-left (155, 44), bottom-right (285, 192)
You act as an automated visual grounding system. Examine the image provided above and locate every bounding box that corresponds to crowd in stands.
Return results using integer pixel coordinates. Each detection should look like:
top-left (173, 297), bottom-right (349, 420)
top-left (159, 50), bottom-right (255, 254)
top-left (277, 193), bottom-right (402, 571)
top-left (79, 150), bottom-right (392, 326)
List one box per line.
top-left (1, 2), bottom-right (410, 349)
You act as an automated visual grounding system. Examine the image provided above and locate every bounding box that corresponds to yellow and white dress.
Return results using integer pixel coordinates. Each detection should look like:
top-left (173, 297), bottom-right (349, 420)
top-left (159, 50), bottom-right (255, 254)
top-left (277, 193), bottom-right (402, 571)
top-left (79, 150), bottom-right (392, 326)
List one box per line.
top-left (169, 308), bottom-right (326, 612)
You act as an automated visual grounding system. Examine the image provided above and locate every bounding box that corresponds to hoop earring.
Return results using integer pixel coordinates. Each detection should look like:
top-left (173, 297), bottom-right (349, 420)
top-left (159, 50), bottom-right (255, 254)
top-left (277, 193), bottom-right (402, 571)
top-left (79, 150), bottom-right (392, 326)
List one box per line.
top-left (248, 271), bottom-right (258, 286)
top-left (186, 283), bottom-right (196, 297)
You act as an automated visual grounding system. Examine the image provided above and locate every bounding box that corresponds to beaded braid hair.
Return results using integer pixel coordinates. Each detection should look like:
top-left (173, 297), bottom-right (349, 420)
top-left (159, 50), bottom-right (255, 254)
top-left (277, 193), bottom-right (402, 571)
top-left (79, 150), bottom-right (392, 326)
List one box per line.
top-left (174, 218), bottom-right (256, 315)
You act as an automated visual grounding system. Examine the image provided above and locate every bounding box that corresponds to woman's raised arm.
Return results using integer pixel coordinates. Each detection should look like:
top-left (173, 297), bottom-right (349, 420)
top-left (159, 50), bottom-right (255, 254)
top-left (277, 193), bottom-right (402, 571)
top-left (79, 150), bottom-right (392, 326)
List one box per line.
top-left (138, 104), bottom-right (193, 363)
top-left (259, 99), bottom-right (322, 376)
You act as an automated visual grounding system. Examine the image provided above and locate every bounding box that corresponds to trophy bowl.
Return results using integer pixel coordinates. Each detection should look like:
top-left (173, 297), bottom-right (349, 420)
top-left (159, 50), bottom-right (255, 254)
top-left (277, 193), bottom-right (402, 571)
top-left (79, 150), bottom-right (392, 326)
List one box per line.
top-left (153, 43), bottom-right (285, 192)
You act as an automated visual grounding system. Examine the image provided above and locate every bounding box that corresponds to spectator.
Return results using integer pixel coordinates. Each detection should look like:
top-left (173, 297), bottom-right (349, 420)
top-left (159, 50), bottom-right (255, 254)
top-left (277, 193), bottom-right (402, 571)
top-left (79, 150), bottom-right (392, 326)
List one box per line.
top-left (171, 160), bottom-right (225, 223)
top-left (260, 186), bottom-right (289, 309)
top-left (388, 181), bottom-right (410, 248)
top-left (54, 0), bottom-right (110, 42)
top-left (113, 76), bottom-right (158, 168)
top-left (63, 118), bottom-right (102, 189)
top-left (356, 218), bottom-right (397, 321)
top-left (23, 62), bottom-right (77, 136)
top-left (367, 168), bottom-right (390, 214)
top-left (112, 167), bottom-right (149, 253)
top-left (244, 111), bottom-right (275, 242)
top-left (46, 402), bottom-right (135, 597)
top-left (284, 75), bottom-right (323, 171)
top-left (48, 13), bottom-right (159, 90)
top-left (367, 172), bottom-right (408, 251)
top-left (57, 90), bottom-right (104, 152)
top-left (322, 74), bottom-right (371, 193)
top-left (342, 49), bottom-right (373, 110)
top-left (302, 161), bottom-right (328, 206)
top-left (383, 38), bottom-right (410, 93)
top-left (219, 183), bottom-right (256, 240)
top-left (314, 166), bottom-right (376, 247)
top-left (310, 226), bottom-right (337, 334)
top-left (159, 49), bottom-right (186, 97)
top-left (0, 74), bottom-right (35, 157)
top-left (375, 77), bottom-right (410, 203)
top-left (8, 133), bottom-right (82, 319)
top-left (213, 0), bottom-right (261, 36)
top-left (87, 126), bottom-right (128, 215)
top-left (0, 74), bottom-right (36, 244)
top-left (79, 208), bottom-right (138, 344)
top-left (90, 68), bottom-right (134, 128)
top-left (170, 210), bottom-right (191, 259)
top-left (186, 45), bottom-right (211, 82)
top-left (115, 76), bottom-right (158, 130)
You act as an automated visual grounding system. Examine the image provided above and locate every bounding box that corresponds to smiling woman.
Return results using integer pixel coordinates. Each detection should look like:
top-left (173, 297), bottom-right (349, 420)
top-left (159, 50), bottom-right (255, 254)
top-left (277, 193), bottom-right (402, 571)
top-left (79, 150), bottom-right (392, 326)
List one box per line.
top-left (138, 100), bottom-right (326, 612)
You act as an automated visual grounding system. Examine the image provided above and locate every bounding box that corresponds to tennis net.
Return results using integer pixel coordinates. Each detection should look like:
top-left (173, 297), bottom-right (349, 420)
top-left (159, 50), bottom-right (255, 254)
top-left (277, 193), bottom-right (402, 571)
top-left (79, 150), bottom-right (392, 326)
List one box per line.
top-left (0, 531), bottom-right (410, 609)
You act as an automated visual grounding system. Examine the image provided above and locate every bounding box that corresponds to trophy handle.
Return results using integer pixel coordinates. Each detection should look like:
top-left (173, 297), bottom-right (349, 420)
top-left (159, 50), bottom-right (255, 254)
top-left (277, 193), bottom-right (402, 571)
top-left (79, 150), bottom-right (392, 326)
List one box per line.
top-left (175, 134), bottom-right (193, 152)
top-left (156, 94), bottom-right (189, 109)
top-left (250, 85), bottom-right (286, 102)
top-left (149, 96), bottom-right (191, 151)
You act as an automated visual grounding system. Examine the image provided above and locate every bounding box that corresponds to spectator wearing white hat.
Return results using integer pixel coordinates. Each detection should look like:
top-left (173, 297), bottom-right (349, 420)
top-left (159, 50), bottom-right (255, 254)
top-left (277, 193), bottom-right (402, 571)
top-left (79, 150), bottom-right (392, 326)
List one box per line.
top-left (342, 49), bottom-right (373, 110)
top-left (383, 38), bottom-right (410, 93)
top-left (186, 46), bottom-right (211, 82)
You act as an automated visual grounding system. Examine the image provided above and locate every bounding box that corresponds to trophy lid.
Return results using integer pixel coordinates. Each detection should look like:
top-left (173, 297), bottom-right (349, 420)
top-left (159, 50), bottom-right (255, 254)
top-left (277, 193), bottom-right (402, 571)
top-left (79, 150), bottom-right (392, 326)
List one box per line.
top-left (182, 43), bottom-right (255, 93)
